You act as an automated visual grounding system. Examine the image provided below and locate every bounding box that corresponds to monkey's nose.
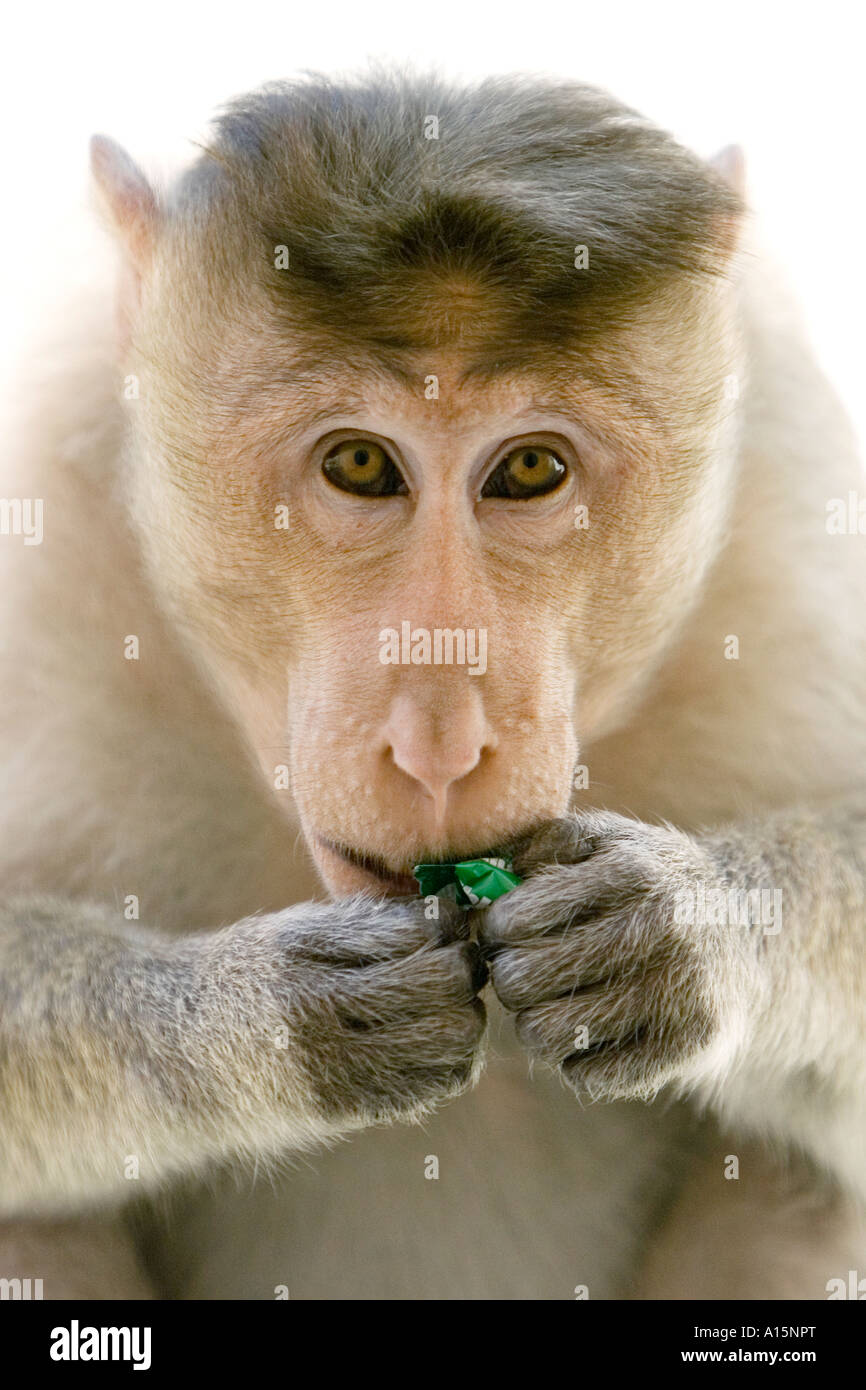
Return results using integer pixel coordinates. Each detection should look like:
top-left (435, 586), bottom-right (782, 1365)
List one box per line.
top-left (382, 691), bottom-right (495, 824)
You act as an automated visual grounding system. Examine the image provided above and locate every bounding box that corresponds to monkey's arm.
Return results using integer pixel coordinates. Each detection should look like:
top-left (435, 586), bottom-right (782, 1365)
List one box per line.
top-left (0, 895), bottom-right (485, 1215)
top-left (478, 806), bottom-right (866, 1198)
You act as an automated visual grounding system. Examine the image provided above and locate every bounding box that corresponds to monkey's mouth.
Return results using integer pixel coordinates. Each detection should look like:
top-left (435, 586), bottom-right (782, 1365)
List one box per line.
top-left (316, 836), bottom-right (419, 895)
top-left (315, 825), bottom-right (539, 898)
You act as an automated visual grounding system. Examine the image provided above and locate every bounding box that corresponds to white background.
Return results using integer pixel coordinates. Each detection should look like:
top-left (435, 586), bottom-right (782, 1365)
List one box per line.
top-left (1, 0), bottom-right (863, 443)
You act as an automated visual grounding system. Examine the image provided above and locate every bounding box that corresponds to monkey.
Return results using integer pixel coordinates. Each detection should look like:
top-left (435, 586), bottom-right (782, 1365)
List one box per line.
top-left (1, 68), bottom-right (865, 1301)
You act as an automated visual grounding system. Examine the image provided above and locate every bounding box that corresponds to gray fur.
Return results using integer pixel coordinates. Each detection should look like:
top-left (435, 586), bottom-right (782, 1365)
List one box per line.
top-left (0, 894), bottom-right (485, 1214)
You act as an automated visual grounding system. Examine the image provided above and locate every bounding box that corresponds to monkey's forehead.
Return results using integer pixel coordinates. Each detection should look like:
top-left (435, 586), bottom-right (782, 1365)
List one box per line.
top-left (163, 70), bottom-right (740, 358)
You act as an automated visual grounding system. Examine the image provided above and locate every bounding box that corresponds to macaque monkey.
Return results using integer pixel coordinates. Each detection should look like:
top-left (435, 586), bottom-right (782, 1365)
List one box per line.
top-left (1, 71), bottom-right (865, 1301)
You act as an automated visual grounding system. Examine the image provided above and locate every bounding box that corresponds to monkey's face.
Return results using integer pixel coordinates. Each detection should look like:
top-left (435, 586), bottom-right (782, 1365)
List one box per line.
top-left (128, 263), bottom-right (740, 897)
top-left (94, 74), bottom-right (742, 897)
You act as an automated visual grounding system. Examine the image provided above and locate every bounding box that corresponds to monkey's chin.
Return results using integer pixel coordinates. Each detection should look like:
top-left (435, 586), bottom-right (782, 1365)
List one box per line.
top-left (313, 837), bottom-right (419, 899)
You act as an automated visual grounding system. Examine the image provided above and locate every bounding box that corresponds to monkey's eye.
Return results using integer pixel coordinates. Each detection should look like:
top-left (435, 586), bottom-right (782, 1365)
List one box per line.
top-left (481, 445), bottom-right (567, 499)
top-left (322, 440), bottom-right (407, 496)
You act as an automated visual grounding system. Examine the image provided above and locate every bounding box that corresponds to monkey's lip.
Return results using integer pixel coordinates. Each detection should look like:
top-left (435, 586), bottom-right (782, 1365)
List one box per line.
top-left (316, 836), bottom-right (420, 895)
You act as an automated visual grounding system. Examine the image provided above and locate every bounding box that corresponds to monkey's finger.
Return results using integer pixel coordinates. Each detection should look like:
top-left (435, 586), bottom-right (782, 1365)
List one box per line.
top-left (489, 940), bottom-right (598, 1010)
top-left (279, 894), bottom-right (467, 966)
top-left (353, 1002), bottom-right (488, 1097)
top-left (559, 989), bottom-right (714, 1101)
top-left (331, 940), bottom-right (487, 1025)
top-left (509, 811), bottom-right (646, 877)
top-left (507, 815), bottom-right (606, 875)
top-left (478, 853), bottom-right (655, 947)
top-left (513, 976), bottom-right (660, 1065)
top-left (490, 906), bottom-right (679, 1003)
top-left (311, 1001), bottom-right (487, 1123)
top-left (343, 999), bottom-right (487, 1057)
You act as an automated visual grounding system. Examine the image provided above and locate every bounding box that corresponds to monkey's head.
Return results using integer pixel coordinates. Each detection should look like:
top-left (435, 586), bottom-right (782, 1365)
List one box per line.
top-left (92, 72), bottom-right (744, 897)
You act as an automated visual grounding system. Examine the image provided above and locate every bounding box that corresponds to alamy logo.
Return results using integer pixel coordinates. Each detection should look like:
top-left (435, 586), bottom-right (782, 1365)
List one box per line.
top-left (673, 883), bottom-right (782, 935)
top-left (826, 491), bottom-right (866, 534)
top-left (0, 1276), bottom-right (43, 1299)
top-left (0, 497), bottom-right (43, 545)
top-left (379, 622), bottom-right (487, 675)
top-left (50, 1320), bottom-right (152, 1370)
top-left (826, 1270), bottom-right (866, 1299)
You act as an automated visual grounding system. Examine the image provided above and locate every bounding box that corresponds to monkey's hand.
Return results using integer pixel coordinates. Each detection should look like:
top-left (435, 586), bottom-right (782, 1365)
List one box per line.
top-left (225, 894), bottom-right (488, 1130)
top-left (0, 894), bottom-right (486, 1213)
top-left (476, 813), bottom-right (764, 1101)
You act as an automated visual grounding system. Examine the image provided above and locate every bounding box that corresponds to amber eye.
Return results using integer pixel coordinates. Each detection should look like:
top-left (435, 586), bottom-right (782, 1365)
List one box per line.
top-left (322, 441), bottom-right (407, 496)
top-left (481, 445), bottom-right (567, 499)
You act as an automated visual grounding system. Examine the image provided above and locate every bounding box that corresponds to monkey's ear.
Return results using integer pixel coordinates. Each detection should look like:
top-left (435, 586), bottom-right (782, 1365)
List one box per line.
top-left (90, 136), bottom-right (161, 355)
top-left (90, 134), bottom-right (160, 271)
top-left (709, 144), bottom-right (747, 199)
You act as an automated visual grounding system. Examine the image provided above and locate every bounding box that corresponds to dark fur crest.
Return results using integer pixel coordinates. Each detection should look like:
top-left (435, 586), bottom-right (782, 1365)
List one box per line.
top-left (173, 69), bottom-right (741, 363)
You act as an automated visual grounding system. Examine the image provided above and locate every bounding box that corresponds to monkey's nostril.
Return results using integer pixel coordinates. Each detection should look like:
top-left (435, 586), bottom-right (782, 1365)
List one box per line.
top-left (381, 692), bottom-right (495, 817)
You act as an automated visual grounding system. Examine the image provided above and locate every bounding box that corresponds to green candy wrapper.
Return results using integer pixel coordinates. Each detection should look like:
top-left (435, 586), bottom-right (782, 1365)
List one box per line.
top-left (413, 856), bottom-right (522, 908)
